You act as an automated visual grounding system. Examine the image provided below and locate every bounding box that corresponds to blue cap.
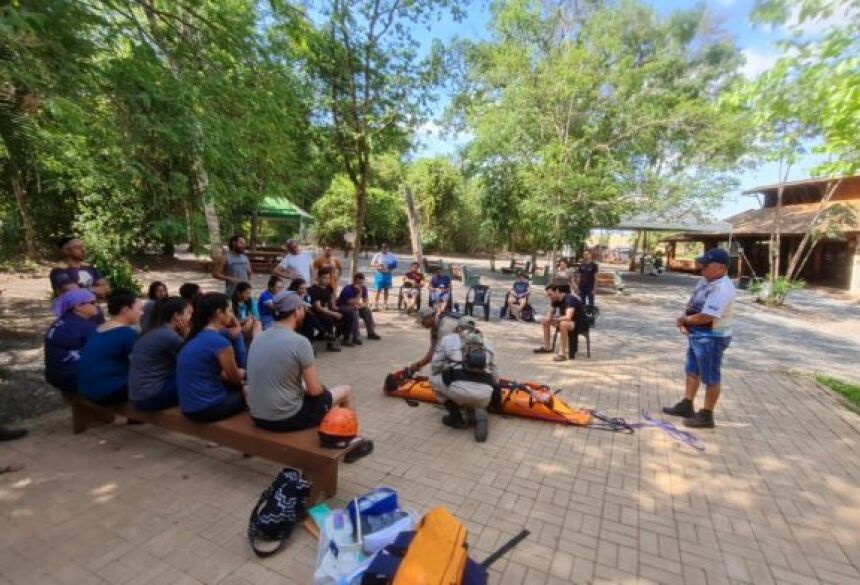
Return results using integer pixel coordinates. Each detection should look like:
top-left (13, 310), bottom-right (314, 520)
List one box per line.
top-left (696, 248), bottom-right (730, 266)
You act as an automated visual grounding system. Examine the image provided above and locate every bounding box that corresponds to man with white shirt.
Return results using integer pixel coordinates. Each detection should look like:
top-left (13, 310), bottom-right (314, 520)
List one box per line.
top-left (274, 239), bottom-right (314, 284)
top-left (370, 242), bottom-right (398, 311)
top-left (662, 248), bottom-right (736, 429)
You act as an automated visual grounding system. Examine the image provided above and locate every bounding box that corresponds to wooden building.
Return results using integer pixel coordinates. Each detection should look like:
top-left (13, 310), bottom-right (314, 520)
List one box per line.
top-left (663, 175), bottom-right (860, 293)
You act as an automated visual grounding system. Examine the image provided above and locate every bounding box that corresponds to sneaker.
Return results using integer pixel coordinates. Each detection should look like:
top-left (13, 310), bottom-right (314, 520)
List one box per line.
top-left (0, 426), bottom-right (27, 442)
top-left (683, 410), bottom-right (715, 429)
top-left (473, 408), bottom-right (488, 442)
top-left (533, 347), bottom-right (552, 354)
top-left (662, 399), bottom-right (694, 418)
top-left (552, 353), bottom-right (568, 362)
top-left (367, 332), bottom-right (381, 340)
top-left (327, 342), bottom-right (342, 352)
top-left (352, 338), bottom-right (363, 346)
top-left (341, 340), bottom-right (355, 347)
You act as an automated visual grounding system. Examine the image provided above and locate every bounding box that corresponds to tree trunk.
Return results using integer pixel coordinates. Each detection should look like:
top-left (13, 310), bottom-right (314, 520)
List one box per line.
top-left (629, 230), bottom-right (641, 272)
top-left (10, 172), bottom-right (37, 259)
top-left (769, 185), bottom-right (784, 301)
top-left (403, 186), bottom-right (423, 264)
top-left (785, 179), bottom-right (841, 282)
top-left (489, 232), bottom-right (496, 272)
top-left (549, 203), bottom-right (561, 277)
top-left (350, 182), bottom-right (368, 277)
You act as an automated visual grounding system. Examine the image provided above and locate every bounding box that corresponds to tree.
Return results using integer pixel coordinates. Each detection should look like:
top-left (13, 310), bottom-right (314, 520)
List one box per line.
top-left (282, 0), bottom-right (463, 276)
top-left (736, 0), bottom-right (860, 302)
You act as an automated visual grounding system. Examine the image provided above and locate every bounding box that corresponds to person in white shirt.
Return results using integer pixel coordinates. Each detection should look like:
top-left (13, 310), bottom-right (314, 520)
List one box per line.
top-left (274, 239), bottom-right (314, 285)
top-left (370, 242), bottom-right (398, 311)
top-left (662, 248), bottom-right (736, 429)
top-left (430, 316), bottom-right (497, 443)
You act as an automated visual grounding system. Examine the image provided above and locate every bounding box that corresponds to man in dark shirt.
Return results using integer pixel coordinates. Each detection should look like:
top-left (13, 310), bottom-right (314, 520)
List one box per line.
top-left (534, 284), bottom-right (583, 361)
top-left (576, 251), bottom-right (598, 307)
top-left (49, 237), bottom-right (110, 298)
top-left (308, 271), bottom-right (354, 348)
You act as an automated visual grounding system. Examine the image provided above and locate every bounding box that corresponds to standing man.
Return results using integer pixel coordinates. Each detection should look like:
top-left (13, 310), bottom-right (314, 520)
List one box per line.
top-left (275, 239), bottom-right (314, 285)
top-left (212, 235), bottom-right (253, 299)
top-left (534, 284), bottom-right (582, 362)
top-left (49, 237), bottom-right (110, 298)
top-left (370, 243), bottom-right (398, 311)
top-left (576, 250), bottom-right (598, 307)
top-left (313, 246), bottom-right (344, 290)
top-left (663, 248), bottom-right (735, 429)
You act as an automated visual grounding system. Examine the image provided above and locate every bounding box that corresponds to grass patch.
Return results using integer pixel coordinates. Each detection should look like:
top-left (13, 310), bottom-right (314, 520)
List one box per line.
top-left (815, 375), bottom-right (860, 409)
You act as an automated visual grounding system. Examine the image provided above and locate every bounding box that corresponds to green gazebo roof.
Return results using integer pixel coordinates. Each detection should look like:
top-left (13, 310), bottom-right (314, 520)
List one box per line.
top-left (255, 196), bottom-right (312, 221)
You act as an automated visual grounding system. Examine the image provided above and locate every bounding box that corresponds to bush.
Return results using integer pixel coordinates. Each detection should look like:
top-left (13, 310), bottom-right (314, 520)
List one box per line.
top-left (87, 247), bottom-right (141, 295)
top-left (753, 275), bottom-right (805, 305)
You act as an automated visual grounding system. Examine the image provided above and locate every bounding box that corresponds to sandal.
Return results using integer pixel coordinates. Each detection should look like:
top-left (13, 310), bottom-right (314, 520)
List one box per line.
top-left (344, 439), bottom-right (374, 463)
top-left (533, 347), bottom-right (552, 354)
top-left (553, 354), bottom-right (568, 362)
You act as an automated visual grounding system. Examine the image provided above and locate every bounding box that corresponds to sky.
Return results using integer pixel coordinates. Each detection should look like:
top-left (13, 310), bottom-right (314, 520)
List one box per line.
top-left (409, 0), bottom-right (839, 222)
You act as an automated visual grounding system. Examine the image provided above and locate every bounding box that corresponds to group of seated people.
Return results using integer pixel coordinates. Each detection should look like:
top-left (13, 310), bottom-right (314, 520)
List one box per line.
top-left (41, 236), bottom-right (372, 436)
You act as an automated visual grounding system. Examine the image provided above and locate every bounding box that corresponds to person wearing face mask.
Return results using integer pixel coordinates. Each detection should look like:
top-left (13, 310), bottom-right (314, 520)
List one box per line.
top-left (128, 297), bottom-right (193, 411)
top-left (44, 289), bottom-right (102, 396)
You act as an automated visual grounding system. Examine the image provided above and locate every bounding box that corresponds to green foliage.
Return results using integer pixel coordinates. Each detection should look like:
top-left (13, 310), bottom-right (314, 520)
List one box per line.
top-left (752, 274), bottom-right (806, 305)
top-left (311, 175), bottom-right (407, 248)
top-left (815, 375), bottom-right (860, 410)
top-left (87, 247), bottom-right (140, 295)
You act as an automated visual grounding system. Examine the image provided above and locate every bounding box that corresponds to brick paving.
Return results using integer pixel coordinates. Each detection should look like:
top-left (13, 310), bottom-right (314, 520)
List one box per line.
top-left (3, 261), bottom-right (860, 584)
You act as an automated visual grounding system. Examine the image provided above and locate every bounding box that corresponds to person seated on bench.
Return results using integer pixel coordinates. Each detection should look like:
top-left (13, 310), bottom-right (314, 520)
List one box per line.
top-left (401, 261), bottom-right (424, 314)
top-left (534, 284), bottom-right (583, 362)
top-left (337, 272), bottom-right (381, 345)
top-left (44, 289), bottom-right (101, 395)
top-left (288, 278), bottom-right (338, 351)
top-left (506, 272), bottom-right (531, 320)
top-left (429, 266), bottom-right (452, 316)
top-left (179, 282), bottom-right (202, 305)
top-left (77, 289), bottom-right (142, 404)
top-left (177, 292), bottom-right (247, 422)
top-left (141, 281), bottom-right (168, 331)
top-left (231, 281), bottom-right (262, 343)
top-left (128, 297), bottom-right (192, 411)
top-left (247, 292), bottom-right (354, 432)
top-left (309, 271), bottom-right (355, 348)
top-left (258, 275), bottom-right (285, 331)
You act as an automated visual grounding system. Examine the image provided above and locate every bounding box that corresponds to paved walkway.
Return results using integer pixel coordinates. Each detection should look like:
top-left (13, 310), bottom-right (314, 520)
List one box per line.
top-left (2, 258), bottom-right (860, 584)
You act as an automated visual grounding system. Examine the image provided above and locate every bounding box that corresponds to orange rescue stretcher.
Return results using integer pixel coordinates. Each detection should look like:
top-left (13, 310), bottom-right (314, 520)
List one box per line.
top-left (383, 370), bottom-right (593, 426)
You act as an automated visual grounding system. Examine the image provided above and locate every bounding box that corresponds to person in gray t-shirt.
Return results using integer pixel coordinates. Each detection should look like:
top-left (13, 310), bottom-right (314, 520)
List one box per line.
top-left (247, 292), bottom-right (354, 431)
top-left (212, 235), bottom-right (253, 298)
top-left (129, 298), bottom-right (192, 411)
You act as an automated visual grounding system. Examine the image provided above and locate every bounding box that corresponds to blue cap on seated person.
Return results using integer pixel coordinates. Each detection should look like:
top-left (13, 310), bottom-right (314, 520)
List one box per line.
top-left (695, 248), bottom-right (730, 267)
top-left (272, 291), bottom-right (303, 315)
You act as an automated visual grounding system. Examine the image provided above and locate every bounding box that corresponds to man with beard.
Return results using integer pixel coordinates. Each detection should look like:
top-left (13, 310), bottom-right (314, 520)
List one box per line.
top-left (246, 291), bottom-right (354, 432)
top-left (212, 234), bottom-right (253, 298)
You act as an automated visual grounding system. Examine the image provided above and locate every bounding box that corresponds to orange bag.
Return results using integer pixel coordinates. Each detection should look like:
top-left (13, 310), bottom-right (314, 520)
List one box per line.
top-left (393, 507), bottom-right (468, 585)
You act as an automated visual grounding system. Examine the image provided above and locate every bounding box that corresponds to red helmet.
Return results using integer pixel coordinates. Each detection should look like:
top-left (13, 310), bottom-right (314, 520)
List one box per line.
top-left (319, 407), bottom-right (359, 448)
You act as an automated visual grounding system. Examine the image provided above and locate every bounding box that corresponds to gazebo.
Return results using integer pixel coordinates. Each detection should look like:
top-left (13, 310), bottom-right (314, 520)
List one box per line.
top-left (248, 196), bottom-right (312, 251)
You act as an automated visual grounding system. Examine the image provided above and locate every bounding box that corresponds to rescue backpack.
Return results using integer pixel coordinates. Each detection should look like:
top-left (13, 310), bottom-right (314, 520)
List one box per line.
top-left (460, 327), bottom-right (488, 373)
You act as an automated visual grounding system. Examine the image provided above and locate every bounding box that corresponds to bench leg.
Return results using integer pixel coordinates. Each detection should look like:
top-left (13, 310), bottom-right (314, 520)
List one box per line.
top-left (69, 397), bottom-right (116, 434)
top-left (306, 461), bottom-right (338, 504)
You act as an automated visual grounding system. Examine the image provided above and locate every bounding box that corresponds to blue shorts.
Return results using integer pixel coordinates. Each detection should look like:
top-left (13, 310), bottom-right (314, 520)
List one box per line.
top-left (374, 272), bottom-right (393, 290)
top-left (685, 335), bottom-right (731, 385)
top-left (431, 290), bottom-right (450, 304)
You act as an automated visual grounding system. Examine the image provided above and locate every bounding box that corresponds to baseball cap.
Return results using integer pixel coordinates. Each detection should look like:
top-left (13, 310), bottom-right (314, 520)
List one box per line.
top-left (696, 248), bottom-right (730, 266)
top-left (272, 291), bottom-right (303, 314)
top-left (416, 307), bottom-right (435, 321)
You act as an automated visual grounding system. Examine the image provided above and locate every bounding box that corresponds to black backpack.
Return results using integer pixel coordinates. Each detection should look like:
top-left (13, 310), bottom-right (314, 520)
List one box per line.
top-left (248, 468), bottom-right (312, 558)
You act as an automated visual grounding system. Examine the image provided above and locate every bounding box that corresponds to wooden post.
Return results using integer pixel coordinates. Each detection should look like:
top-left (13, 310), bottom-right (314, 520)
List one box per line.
top-left (250, 210), bottom-right (259, 251)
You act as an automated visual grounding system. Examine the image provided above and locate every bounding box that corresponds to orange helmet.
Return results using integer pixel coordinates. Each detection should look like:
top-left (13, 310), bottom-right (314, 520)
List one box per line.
top-left (319, 407), bottom-right (359, 448)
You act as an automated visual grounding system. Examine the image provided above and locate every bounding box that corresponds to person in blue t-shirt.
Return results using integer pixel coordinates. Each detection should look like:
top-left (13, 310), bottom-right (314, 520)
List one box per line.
top-left (429, 267), bottom-right (452, 315)
top-left (44, 289), bottom-right (102, 394)
top-left (77, 290), bottom-right (143, 404)
top-left (176, 292), bottom-right (246, 422)
top-left (337, 272), bottom-right (381, 344)
top-left (231, 281), bottom-right (262, 342)
top-left (258, 275), bottom-right (285, 330)
top-left (505, 272), bottom-right (531, 320)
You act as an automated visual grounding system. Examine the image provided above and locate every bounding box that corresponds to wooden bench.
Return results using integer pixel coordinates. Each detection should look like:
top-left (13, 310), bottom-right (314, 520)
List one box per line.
top-left (596, 271), bottom-right (623, 293)
top-left (70, 398), bottom-right (352, 503)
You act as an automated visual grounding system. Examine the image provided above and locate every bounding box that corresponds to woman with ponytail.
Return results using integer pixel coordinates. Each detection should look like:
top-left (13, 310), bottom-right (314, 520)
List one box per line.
top-left (176, 293), bottom-right (247, 422)
top-left (128, 297), bottom-right (191, 411)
